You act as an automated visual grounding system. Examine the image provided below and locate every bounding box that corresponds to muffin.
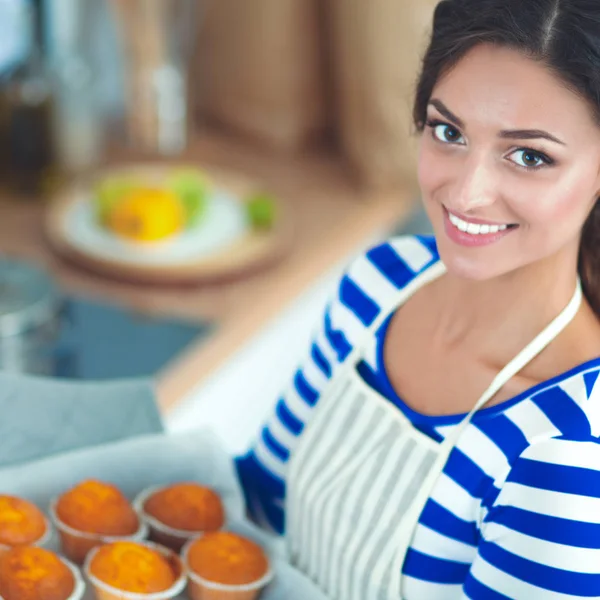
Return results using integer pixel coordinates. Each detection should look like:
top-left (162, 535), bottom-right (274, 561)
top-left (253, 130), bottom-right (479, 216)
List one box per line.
top-left (182, 532), bottom-right (273, 600)
top-left (0, 495), bottom-right (49, 548)
top-left (85, 541), bottom-right (186, 600)
top-left (0, 546), bottom-right (84, 600)
top-left (135, 483), bottom-right (225, 551)
top-left (51, 480), bottom-right (147, 565)
top-left (55, 480), bottom-right (139, 536)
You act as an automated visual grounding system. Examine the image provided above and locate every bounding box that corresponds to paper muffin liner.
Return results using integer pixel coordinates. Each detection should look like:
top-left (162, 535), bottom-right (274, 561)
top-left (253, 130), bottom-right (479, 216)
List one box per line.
top-left (62, 555), bottom-right (87, 600)
top-left (49, 497), bottom-right (149, 565)
top-left (133, 484), bottom-right (223, 552)
top-left (83, 540), bottom-right (187, 600)
top-left (33, 515), bottom-right (54, 548)
top-left (181, 535), bottom-right (275, 600)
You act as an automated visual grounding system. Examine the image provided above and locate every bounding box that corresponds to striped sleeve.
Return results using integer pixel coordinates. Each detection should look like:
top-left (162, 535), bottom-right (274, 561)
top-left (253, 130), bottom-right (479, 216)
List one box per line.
top-left (462, 436), bottom-right (600, 599)
top-left (235, 235), bottom-right (439, 534)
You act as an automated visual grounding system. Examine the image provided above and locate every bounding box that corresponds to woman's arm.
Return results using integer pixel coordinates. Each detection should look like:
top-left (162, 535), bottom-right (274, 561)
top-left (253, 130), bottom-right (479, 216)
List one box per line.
top-left (235, 235), bottom-right (440, 534)
top-left (462, 435), bottom-right (600, 598)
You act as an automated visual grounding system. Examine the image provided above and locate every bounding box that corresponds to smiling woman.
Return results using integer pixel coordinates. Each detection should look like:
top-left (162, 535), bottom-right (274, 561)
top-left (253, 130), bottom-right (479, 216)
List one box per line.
top-left (414, 2), bottom-right (600, 306)
top-left (234, 1), bottom-right (600, 599)
top-left (415, 45), bottom-right (600, 276)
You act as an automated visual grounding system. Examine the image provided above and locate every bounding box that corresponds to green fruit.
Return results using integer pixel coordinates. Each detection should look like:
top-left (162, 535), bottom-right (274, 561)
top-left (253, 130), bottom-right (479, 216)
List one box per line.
top-left (94, 177), bottom-right (137, 225)
top-left (167, 170), bottom-right (211, 226)
top-left (246, 193), bottom-right (277, 230)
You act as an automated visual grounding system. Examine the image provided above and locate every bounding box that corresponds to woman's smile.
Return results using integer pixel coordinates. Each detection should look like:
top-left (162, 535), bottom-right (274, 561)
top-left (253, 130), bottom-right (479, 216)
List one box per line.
top-left (443, 206), bottom-right (519, 246)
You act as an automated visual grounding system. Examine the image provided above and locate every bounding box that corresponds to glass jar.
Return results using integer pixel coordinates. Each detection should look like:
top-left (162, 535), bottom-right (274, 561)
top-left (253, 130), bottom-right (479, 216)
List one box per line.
top-left (0, 259), bottom-right (64, 375)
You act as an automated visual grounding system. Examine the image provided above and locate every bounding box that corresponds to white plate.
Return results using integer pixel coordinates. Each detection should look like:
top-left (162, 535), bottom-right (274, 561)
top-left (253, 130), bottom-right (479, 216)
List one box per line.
top-left (61, 187), bottom-right (250, 267)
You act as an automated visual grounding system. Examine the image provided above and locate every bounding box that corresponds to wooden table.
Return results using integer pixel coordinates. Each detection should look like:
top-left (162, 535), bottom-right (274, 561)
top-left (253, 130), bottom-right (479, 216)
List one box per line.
top-left (0, 131), bottom-right (416, 412)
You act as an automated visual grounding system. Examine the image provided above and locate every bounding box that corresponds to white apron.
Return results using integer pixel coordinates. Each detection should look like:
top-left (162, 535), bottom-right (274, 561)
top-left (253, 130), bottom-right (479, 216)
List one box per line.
top-left (286, 262), bottom-right (583, 600)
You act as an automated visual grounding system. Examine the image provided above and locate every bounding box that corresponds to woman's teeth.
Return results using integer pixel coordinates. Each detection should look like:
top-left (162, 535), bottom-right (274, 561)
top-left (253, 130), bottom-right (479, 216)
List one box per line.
top-left (448, 212), bottom-right (510, 235)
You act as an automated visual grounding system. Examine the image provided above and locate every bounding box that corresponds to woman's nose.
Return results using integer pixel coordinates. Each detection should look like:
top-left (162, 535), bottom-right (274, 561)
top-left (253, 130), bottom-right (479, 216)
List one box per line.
top-left (451, 157), bottom-right (499, 213)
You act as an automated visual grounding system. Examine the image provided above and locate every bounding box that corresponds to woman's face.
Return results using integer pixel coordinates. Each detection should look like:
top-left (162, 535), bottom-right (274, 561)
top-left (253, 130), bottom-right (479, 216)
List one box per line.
top-left (418, 44), bottom-right (600, 281)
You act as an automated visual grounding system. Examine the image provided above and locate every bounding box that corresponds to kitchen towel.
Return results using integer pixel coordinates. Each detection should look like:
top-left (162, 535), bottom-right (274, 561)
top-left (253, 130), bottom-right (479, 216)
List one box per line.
top-left (0, 373), bottom-right (163, 468)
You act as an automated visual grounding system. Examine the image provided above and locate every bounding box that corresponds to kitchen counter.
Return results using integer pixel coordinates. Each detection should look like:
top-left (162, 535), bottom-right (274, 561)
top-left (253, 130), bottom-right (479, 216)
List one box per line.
top-left (0, 131), bottom-right (416, 412)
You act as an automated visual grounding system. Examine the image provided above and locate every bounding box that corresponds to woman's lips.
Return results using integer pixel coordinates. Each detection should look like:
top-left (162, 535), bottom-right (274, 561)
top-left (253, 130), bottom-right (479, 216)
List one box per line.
top-left (443, 207), bottom-right (518, 247)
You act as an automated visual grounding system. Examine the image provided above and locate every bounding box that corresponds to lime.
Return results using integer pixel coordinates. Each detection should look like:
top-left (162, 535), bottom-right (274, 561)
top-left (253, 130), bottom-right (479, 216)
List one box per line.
top-left (167, 170), bottom-right (211, 226)
top-left (246, 193), bottom-right (277, 230)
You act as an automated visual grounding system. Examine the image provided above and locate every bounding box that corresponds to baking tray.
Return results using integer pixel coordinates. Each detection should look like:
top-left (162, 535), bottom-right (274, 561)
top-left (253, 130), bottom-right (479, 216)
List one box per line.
top-left (0, 430), bottom-right (327, 600)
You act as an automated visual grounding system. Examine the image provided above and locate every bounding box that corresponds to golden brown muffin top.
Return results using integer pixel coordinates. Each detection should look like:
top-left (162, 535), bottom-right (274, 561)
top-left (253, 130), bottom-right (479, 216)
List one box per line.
top-left (0, 495), bottom-right (47, 547)
top-left (89, 541), bottom-right (176, 594)
top-left (55, 479), bottom-right (139, 536)
top-left (187, 532), bottom-right (269, 586)
top-left (0, 546), bottom-right (75, 600)
top-left (144, 483), bottom-right (225, 532)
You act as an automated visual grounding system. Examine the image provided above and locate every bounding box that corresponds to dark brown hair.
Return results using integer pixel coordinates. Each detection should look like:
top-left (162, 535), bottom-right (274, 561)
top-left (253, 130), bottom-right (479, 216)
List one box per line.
top-left (414, 0), bottom-right (600, 314)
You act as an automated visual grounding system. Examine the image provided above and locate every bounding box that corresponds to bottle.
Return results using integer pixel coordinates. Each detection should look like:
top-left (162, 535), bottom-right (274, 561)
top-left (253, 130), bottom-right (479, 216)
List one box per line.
top-left (2, 0), bottom-right (59, 198)
top-left (51, 56), bottom-right (103, 176)
top-left (48, 0), bottom-right (104, 176)
top-left (0, 0), bottom-right (29, 177)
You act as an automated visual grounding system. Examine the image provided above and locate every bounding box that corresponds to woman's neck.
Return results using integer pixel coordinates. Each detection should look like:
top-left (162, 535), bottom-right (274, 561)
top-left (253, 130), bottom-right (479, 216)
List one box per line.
top-left (430, 244), bottom-right (580, 356)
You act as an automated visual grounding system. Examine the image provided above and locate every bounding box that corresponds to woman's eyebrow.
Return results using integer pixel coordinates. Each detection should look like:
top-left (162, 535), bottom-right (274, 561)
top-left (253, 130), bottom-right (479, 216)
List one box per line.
top-left (499, 129), bottom-right (566, 145)
top-left (428, 99), bottom-right (464, 128)
top-left (428, 98), bottom-right (566, 145)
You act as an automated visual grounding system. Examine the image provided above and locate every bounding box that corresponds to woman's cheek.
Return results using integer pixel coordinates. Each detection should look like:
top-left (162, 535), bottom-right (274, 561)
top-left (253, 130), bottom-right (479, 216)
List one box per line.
top-left (418, 142), bottom-right (450, 196)
top-left (539, 179), bottom-right (590, 223)
top-left (417, 141), bottom-right (433, 192)
top-left (510, 181), bottom-right (593, 245)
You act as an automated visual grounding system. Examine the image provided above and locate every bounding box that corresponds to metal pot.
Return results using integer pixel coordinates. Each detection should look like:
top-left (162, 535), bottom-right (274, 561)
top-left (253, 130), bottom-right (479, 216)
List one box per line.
top-left (0, 258), bottom-right (64, 375)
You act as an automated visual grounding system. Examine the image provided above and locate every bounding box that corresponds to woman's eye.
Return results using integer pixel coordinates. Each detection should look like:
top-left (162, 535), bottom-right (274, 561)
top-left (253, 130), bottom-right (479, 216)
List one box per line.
top-left (431, 123), bottom-right (464, 144)
top-left (508, 149), bottom-right (552, 169)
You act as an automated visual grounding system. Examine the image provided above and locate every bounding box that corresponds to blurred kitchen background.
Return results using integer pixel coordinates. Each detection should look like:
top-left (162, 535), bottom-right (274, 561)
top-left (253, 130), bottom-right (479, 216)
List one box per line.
top-left (0, 0), bottom-right (435, 451)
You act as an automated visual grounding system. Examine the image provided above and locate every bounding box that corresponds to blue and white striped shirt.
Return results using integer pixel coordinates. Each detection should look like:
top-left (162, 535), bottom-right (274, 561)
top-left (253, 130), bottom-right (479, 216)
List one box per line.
top-left (236, 235), bottom-right (600, 598)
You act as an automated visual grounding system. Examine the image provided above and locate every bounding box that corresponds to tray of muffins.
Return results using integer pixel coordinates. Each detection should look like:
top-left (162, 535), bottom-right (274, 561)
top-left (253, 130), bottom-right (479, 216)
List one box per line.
top-left (0, 430), bottom-right (327, 600)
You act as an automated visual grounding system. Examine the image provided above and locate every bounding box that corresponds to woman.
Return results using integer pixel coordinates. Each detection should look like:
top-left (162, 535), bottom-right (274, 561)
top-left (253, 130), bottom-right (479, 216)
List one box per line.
top-left (237, 0), bottom-right (600, 597)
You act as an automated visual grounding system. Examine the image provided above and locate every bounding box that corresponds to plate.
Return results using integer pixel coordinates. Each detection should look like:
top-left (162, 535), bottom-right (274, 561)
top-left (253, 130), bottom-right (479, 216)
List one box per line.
top-left (45, 164), bottom-right (292, 285)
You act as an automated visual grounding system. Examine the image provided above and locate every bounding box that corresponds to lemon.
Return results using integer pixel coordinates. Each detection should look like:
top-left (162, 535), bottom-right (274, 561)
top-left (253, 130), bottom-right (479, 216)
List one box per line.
top-left (105, 188), bottom-right (185, 242)
top-left (95, 177), bottom-right (138, 225)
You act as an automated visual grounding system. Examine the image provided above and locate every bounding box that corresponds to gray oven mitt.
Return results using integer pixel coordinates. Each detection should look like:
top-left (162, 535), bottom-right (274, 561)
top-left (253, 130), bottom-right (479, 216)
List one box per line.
top-left (0, 372), bottom-right (163, 468)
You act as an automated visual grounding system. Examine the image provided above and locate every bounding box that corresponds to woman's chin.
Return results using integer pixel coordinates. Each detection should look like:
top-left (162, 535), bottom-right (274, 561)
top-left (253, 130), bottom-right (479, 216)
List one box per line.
top-left (436, 241), bottom-right (506, 282)
top-left (444, 259), bottom-right (494, 281)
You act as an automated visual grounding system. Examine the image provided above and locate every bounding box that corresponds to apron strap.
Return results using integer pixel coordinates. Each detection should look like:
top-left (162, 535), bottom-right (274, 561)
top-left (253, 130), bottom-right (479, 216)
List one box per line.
top-left (465, 280), bottom-right (583, 421)
top-left (391, 279), bottom-right (584, 589)
top-left (421, 279), bottom-right (583, 503)
top-left (353, 256), bottom-right (582, 429)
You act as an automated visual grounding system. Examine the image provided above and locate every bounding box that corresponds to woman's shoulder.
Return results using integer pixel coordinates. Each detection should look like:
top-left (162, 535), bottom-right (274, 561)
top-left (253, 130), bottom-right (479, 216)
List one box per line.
top-left (519, 298), bottom-right (600, 410)
top-left (329, 235), bottom-right (440, 334)
top-left (360, 235), bottom-right (440, 278)
top-left (323, 235), bottom-right (441, 362)
top-left (342, 235), bottom-right (440, 300)
top-left (498, 358), bottom-right (600, 453)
